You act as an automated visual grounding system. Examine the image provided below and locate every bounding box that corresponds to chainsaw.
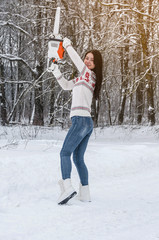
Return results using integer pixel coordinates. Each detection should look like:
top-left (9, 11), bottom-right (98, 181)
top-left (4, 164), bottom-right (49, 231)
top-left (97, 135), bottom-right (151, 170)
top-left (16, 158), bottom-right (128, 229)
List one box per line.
top-left (47, 7), bottom-right (64, 70)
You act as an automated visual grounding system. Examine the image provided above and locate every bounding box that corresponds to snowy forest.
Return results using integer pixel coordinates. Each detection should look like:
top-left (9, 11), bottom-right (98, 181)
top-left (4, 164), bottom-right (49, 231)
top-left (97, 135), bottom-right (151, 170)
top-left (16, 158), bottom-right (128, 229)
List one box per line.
top-left (0, 0), bottom-right (159, 127)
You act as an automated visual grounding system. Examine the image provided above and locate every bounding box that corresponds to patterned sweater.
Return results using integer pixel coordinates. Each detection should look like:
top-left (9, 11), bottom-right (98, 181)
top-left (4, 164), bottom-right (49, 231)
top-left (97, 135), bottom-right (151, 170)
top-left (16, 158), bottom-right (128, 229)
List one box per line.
top-left (54, 45), bottom-right (96, 118)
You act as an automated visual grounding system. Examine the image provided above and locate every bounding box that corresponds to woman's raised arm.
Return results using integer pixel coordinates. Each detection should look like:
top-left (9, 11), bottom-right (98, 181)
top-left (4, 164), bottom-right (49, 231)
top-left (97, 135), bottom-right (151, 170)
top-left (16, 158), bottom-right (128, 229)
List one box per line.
top-left (63, 38), bottom-right (85, 73)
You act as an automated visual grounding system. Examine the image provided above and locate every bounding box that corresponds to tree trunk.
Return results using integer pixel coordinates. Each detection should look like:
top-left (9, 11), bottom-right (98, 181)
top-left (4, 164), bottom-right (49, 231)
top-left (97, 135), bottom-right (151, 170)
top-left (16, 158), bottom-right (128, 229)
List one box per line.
top-left (118, 44), bottom-right (129, 124)
top-left (135, 48), bottom-right (144, 124)
top-left (136, 0), bottom-right (155, 125)
top-left (0, 60), bottom-right (7, 125)
top-left (32, 0), bottom-right (44, 126)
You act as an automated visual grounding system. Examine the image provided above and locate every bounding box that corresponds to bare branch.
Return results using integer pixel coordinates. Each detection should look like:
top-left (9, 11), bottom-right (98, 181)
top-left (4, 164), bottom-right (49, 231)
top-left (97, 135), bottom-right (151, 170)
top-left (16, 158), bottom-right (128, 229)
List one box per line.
top-left (7, 70), bottom-right (47, 123)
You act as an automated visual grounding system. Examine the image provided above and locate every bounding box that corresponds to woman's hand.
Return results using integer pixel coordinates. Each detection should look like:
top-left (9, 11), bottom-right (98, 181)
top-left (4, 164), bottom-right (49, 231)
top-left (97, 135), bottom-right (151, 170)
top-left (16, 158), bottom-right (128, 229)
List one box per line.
top-left (47, 62), bottom-right (57, 72)
top-left (48, 63), bottom-right (62, 78)
top-left (63, 37), bottom-right (72, 49)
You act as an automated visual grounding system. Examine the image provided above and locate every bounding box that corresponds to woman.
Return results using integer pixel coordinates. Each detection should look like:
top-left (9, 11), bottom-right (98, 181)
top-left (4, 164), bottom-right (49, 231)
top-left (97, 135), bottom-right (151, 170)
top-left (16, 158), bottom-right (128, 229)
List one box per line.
top-left (50, 38), bottom-right (103, 205)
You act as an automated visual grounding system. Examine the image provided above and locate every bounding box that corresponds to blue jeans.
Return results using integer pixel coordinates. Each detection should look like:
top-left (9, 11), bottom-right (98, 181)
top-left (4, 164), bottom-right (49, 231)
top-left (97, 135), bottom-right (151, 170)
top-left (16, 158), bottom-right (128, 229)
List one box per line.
top-left (60, 116), bottom-right (93, 186)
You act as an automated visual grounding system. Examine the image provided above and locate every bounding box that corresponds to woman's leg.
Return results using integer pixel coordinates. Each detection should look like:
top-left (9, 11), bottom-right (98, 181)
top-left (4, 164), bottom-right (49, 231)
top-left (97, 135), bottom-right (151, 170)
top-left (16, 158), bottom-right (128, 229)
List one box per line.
top-left (60, 117), bottom-right (92, 180)
top-left (73, 129), bottom-right (93, 186)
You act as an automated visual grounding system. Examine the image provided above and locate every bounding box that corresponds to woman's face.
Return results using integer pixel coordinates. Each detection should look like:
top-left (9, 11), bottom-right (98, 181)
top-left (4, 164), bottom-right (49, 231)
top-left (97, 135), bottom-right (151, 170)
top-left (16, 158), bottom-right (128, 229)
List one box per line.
top-left (84, 52), bottom-right (95, 70)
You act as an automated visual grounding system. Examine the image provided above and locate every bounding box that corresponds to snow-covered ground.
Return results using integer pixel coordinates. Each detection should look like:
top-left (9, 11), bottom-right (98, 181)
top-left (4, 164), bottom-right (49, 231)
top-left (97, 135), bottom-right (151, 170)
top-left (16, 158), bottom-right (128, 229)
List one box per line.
top-left (0, 125), bottom-right (159, 240)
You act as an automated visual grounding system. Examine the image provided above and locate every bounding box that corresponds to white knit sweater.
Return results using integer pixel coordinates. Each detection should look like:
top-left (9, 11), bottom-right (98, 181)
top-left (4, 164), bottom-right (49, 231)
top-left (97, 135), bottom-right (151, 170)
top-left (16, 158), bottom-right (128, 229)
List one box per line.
top-left (53, 45), bottom-right (96, 118)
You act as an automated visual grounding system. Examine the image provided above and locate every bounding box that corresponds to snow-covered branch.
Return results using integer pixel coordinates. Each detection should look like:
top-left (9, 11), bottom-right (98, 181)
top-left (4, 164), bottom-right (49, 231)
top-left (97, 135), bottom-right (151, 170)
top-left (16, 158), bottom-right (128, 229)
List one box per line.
top-left (99, 1), bottom-right (158, 22)
top-left (0, 12), bottom-right (32, 22)
top-left (109, 9), bottom-right (158, 22)
top-left (0, 54), bottom-right (37, 75)
top-left (99, 2), bottom-right (130, 8)
top-left (133, 53), bottom-right (159, 67)
top-left (0, 80), bottom-right (33, 85)
top-left (0, 21), bottom-right (37, 41)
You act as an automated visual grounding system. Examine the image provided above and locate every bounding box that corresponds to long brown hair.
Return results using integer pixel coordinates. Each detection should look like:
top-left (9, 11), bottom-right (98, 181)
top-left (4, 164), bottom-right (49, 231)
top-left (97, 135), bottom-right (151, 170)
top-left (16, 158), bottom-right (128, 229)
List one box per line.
top-left (84, 50), bottom-right (103, 100)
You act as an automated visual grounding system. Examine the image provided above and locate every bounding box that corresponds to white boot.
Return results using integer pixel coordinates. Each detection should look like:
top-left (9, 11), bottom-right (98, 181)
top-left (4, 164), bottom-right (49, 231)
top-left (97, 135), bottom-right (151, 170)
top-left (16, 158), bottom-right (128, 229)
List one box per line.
top-left (76, 183), bottom-right (82, 200)
top-left (57, 179), bottom-right (77, 205)
top-left (58, 179), bottom-right (64, 197)
top-left (78, 184), bottom-right (91, 202)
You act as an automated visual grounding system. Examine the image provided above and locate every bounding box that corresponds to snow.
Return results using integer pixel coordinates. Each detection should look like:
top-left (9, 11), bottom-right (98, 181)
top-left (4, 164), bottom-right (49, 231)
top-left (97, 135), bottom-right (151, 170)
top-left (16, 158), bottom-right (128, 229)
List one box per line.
top-left (0, 125), bottom-right (159, 240)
